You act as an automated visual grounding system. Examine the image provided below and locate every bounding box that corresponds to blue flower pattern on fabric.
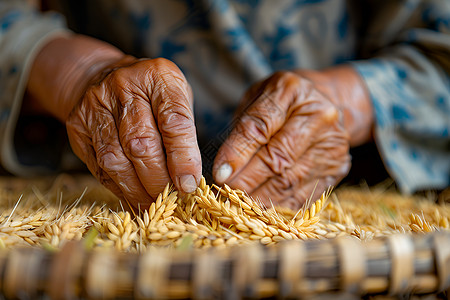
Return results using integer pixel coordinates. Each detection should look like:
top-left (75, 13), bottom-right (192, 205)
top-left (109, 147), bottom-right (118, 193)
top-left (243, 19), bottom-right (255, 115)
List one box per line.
top-left (354, 54), bottom-right (450, 193)
top-left (225, 26), bottom-right (250, 51)
top-left (392, 105), bottom-right (412, 121)
top-left (263, 25), bottom-right (297, 69)
top-left (0, 9), bottom-right (20, 32)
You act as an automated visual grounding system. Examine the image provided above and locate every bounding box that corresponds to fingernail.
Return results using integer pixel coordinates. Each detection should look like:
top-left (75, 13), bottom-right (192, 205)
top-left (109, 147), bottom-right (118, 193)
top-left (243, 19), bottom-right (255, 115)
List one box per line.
top-left (215, 163), bottom-right (232, 183)
top-left (179, 175), bottom-right (197, 193)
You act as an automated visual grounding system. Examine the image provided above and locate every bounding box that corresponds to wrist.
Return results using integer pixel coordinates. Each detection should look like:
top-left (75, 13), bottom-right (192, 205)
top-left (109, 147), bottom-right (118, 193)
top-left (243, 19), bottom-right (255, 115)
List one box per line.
top-left (26, 34), bottom-right (125, 122)
top-left (294, 66), bottom-right (374, 147)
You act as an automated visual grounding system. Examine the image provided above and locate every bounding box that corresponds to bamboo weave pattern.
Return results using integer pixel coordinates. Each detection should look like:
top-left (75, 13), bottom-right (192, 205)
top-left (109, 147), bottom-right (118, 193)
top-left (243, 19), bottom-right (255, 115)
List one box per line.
top-left (0, 174), bottom-right (449, 299)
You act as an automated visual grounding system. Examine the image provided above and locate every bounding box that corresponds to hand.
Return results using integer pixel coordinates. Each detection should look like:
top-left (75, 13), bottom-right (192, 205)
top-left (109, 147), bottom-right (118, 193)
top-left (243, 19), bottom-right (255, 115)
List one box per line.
top-left (213, 71), bottom-right (354, 210)
top-left (27, 36), bottom-right (202, 209)
top-left (66, 57), bottom-right (201, 209)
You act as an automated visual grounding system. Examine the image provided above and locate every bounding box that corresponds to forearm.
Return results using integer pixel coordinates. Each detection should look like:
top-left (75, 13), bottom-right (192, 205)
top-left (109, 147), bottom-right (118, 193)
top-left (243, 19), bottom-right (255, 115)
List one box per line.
top-left (294, 65), bottom-right (374, 147)
top-left (26, 34), bottom-right (125, 122)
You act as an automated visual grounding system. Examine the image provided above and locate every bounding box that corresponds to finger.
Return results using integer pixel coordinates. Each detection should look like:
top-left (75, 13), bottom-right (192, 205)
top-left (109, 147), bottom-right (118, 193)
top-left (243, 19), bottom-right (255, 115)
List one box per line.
top-left (86, 156), bottom-right (127, 207)
top-left (86, 147), bottom-right (151, 211)
top-left (250, 146), bottom-right (350, 210)
top-left (75, 95), bottom-right (154, 208)
top-left (91, 114), bottom-right (153, 206)
top-left (66, 116), bottom-right (127, 205)
top-left (213, 73), bottom-right (310, 184)
top-left (250, 175), bottom-right (330, 211)
top-left (150, 58), bottom-right (202, 193)
top-left (277, 178), bottom-right (335, 211)
top-left (116, 91), bottom-right (171, 199)
top-left (245, 160), bottom-right (310, 209)
top-left (226, 103), bottom-right (335, 193)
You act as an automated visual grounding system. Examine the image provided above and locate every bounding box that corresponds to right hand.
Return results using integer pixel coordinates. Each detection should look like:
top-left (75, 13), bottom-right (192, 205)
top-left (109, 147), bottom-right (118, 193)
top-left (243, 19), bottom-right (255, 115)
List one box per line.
top-left (213, 71), bottom-right (351, 209)
top-left (66, 57), bottom-right (202, 209)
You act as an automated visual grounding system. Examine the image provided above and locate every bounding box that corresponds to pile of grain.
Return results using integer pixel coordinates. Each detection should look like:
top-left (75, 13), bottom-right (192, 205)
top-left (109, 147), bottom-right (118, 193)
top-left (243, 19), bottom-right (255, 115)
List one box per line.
top-left (0, 174), bottom-right (448, 251)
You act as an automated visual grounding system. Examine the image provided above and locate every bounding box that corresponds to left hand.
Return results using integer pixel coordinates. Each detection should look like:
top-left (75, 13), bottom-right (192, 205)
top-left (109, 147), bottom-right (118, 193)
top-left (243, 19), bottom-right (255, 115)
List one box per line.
top-left (213, 71), bottom-right (352, 209)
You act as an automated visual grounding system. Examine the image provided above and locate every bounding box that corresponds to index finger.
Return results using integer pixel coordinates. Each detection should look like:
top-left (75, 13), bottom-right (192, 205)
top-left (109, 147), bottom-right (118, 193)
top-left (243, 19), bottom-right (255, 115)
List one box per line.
top-left (149, 58), bottom-right (202, 193)
top-left (213, 72), bottom-right (309, 185)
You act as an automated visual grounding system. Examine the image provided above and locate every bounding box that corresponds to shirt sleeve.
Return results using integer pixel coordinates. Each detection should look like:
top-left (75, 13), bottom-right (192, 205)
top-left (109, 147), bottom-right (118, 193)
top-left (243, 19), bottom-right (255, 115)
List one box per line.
top-left (351, 0), bottom-right (450, 194)
top-left (0, 1), bottom-right (71, 176)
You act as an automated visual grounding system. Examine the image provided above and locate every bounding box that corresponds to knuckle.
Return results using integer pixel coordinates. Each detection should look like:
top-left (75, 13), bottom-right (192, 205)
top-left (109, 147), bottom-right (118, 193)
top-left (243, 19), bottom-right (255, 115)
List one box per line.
top-left (271, 71), bottom-right (305, 90)
top-left (269, 71), bottom-right (286, 83)
top-left (124, 135), bottom-right (159, 159)
top-left (158, 106), bottom-right (194, 136)
top-left (105, 67), bottom-right (123, 82)
top-left (150, 57), bottom-right (178, 73)
top-left (274, 174), bottom-right (296, 192)
top-left (238, 113), bottom-right (271, 144)
top-left (319, 105), bottom-right (340, 123)
top-left (281, 71), bottom-right (302, 86)
top-left (166, 144), bottom-right (201, 169)
top-left (96, 147), bottom-right (121, 173)
top-left (150, 58), bottom-right (184, 80)
top-left (82, 86), bottom-right (97, 99)
top-left (260, 142), bottom-right (295, 175)
top-left (82, 84), bottom-right (115, 113)
top-left (106, 68), bottom-right (131, 88)
top-left (151, 57), bottom-right (173, 67)
top-left (272, 70), bottom-right (295, 81)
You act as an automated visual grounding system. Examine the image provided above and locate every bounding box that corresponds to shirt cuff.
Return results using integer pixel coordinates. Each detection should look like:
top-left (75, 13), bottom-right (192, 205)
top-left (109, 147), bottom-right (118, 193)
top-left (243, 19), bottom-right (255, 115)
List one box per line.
top-left (351, 58), bottom-right (450, 194)
top-left (0, 6), bottom-right (71, 176)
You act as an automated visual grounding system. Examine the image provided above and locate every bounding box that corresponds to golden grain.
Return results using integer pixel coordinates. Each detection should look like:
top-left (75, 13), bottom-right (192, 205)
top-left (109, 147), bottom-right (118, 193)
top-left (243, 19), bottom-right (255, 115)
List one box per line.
top-left (260, 236), bottom-right (272, 245)
top-left (149, 233), bottom-right (163, 241)
top-left (0, 174), bottom-right (447, 251)
top-left (272, 236), bottom-right (285, 242)
top-left (166, 231), bottom-right (181, 239)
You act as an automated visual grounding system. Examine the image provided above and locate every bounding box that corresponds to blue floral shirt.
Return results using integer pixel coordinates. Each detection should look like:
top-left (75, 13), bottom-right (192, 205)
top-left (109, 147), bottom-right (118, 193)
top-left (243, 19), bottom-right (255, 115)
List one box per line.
top-left (0, 0), bottom-right (449, 193)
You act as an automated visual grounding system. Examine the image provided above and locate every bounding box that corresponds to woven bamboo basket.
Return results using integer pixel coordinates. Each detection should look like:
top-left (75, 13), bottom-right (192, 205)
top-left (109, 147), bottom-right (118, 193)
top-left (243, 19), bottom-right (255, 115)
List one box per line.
top-left (1, 232), bottom-right (449, 299)
top-left (0, 174), bottom-right (448, 299)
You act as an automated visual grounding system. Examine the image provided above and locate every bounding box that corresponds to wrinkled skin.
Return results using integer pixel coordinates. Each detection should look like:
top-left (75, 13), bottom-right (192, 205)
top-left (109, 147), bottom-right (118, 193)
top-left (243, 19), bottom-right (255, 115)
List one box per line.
top-left (213, 72), bottom-right (352, 210)
top-left (66, 57), bottom-right (202, 209)
top-left (27, 36), bottom-right (371, 210)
